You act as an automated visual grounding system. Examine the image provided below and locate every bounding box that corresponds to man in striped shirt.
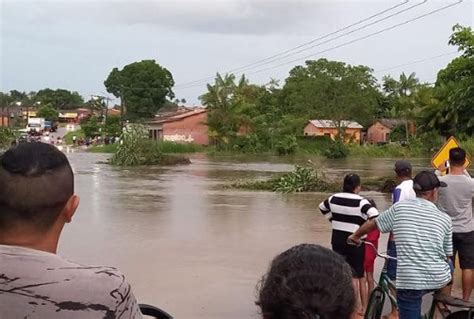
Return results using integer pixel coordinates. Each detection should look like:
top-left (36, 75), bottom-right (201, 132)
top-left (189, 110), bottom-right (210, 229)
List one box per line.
top-left (349, 171), bottom-right (453, 319)
top-left (319, 173), bottom-right (379, 316)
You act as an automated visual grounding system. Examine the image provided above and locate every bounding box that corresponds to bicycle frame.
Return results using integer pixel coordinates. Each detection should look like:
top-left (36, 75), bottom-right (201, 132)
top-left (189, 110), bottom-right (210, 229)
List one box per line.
top-left (365, 258), bottom-right (397, 318)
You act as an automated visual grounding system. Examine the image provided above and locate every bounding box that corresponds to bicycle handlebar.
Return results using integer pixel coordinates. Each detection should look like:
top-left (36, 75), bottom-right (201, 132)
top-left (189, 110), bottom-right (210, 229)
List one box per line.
top-left (348, 239), bottom-right (397, 261)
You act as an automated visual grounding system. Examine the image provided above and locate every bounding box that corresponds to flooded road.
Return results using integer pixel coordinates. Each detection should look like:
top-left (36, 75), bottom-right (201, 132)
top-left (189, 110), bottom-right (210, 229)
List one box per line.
top-left (59, 153), bottom-right (458, 318)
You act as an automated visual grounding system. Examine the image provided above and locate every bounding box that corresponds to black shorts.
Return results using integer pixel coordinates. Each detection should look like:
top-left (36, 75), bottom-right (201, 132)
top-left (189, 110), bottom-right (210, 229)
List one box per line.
top-left (332, 241), bottom-right (365, 279)
top-left (453, 231), bottom-right (474, 269)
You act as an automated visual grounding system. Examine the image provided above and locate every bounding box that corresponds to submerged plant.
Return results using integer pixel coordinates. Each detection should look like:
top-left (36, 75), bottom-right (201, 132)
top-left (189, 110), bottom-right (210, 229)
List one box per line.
top-left (110, 124), bottom-right (190, 166)
top-left (274, 166), bottom-right (335, 193)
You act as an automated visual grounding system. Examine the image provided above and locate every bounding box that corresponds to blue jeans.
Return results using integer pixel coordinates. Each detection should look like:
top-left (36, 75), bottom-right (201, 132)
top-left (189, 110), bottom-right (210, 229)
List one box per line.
top-left (397, 289), bottom-right (431, 319)
top-left (386, 239), bottom-right (397, 280)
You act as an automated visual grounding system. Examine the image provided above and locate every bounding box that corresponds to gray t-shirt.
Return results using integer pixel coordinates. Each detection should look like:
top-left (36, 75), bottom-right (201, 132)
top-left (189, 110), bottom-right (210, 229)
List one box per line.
top-left (0, 245), bottom-right (143, 319)
top-left (438, 173), bottom-right (474, 233)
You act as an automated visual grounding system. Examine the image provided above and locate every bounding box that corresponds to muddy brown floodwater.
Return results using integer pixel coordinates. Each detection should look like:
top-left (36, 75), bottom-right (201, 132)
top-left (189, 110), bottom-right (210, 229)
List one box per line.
top-left (59, 153), bottom-right (469, 319)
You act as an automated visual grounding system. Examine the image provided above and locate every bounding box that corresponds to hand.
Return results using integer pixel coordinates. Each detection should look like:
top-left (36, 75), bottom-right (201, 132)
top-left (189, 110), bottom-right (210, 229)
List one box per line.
top-left (437, 161), bottom-right (449, 172)
top-left (347, 234), bottom-right (361, 246)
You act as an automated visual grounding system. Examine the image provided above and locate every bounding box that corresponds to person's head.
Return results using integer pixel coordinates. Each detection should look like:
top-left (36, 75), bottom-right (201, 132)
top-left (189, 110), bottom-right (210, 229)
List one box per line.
top-left (257, 244), bottom-right (355, 319)
top-left (394, 160), bottom-right (412, 179)
top-left (449, 147), bottom-right (466, 167)
top-left (413, 171), bottom-right (447, 202)
top-left (0, 143), bottom-right (79, 248)
top-left (342, 173), bottom-right (361, 193)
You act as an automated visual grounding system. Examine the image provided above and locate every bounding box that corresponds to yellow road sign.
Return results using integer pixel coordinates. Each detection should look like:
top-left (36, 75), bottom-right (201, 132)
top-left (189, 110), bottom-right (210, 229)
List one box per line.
top-left (431, 136), bottom-right (471, 171)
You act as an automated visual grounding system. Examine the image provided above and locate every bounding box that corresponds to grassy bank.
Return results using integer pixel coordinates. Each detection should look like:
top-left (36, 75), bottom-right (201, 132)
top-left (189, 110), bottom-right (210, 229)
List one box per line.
top-left (63, 129), bottom-right (84, 145)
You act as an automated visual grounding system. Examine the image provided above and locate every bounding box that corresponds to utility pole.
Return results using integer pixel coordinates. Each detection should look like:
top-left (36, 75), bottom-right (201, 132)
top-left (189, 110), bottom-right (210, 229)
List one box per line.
top-left (120, 85), bottom-right (125, 131)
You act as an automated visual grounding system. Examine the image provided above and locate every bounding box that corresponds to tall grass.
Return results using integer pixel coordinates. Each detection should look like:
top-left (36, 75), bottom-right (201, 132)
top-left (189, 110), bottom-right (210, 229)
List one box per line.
top-left (157, 141), bottom-right (204, 153)
top-left (63, 129), bottom-right (84, 145)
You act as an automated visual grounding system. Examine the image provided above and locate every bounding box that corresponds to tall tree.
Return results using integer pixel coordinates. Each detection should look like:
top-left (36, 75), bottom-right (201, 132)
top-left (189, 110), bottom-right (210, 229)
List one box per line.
top-left (421, 24), bottom-right (474, 136)
top-left (36, 88), bottom-right (84, 109)
top-left (382, 72), bottom-right (421, 140)
top-left (104, 60), bottom-right (175, 119)
top-left (282, 58), bottom-right (380, 134)
top-left (36, 104), bottom-right (59, 121)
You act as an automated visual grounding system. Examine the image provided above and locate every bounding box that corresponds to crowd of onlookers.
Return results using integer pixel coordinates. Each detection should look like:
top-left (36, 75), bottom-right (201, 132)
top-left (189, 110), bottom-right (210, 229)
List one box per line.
top-left (71, 135), bottom-right (120, 147)
top-left (0, 141), bottom-right (472, 319)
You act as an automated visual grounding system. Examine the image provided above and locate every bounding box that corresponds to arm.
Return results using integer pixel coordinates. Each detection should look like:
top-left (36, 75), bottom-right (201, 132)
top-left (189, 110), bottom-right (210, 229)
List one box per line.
top-left (348, 219), bottom-right (378, 245)
top-left (392, 188), bottom-right (401, 204)
top-left (444, 221), bottom-right (454, 258)
top-left (319, 197), bottom-right (332, 221)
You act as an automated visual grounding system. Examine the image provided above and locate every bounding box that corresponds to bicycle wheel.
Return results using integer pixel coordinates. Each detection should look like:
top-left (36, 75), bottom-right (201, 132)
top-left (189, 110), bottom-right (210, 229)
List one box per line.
top-left (139, 304), bottom-right (173, 319)
top-left (365, 287), bottom-right (385, 319)
top-left (445, 311), bottom-right (474, 319)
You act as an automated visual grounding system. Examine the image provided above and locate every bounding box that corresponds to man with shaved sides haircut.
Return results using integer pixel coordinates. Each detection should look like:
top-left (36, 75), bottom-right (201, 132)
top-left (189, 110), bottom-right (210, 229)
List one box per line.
top-left (0, 143), bottom-right (143, 319)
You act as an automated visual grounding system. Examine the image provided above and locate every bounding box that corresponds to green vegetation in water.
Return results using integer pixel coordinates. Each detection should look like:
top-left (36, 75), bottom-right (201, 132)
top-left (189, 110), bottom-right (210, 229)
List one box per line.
top-left (110, 124), bottom-right (191, 166)
top-left (89, 141), bottom-right (204, 154)
top-left (0, 128), bottom-right (16, 150)
top-left (156, 141), bottom-right (205, 153)
top-left (229, 166), bottom-right (396, 193)
top-left (229, 166), bottom-right (340, 193)
top-left (88, 144), bottom-right (118, 153)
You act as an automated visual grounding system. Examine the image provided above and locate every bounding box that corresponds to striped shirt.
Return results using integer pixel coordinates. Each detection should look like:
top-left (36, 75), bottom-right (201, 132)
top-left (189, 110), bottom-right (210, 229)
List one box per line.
top-left (319, 193), bottom-right (379, 242)
top-left (375, 198), bottom-right (453, 290)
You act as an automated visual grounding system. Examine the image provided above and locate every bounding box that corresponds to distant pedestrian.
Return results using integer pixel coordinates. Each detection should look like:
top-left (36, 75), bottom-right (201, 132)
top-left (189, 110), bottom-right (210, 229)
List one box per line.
top-left (72, 135), bottom-right (77, 145)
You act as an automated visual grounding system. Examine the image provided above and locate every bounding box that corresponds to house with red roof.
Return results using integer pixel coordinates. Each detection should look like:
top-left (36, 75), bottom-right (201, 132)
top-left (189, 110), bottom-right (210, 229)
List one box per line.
top-left (146, 108), bottom-right (209, 145)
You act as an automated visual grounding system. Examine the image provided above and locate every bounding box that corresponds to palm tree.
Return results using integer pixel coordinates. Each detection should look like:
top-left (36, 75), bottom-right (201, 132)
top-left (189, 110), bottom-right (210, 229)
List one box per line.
top-left (200, 73), bottom-right (238, 148)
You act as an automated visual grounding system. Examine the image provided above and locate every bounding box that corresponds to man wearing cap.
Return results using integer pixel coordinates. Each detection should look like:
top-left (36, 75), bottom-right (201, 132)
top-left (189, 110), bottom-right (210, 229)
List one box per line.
top-left (386, 161), bottom-right (417, 281)
top-left (349, 171), bottom-right (453, 319)
top-left (436, 147), bottom-right (474, 301)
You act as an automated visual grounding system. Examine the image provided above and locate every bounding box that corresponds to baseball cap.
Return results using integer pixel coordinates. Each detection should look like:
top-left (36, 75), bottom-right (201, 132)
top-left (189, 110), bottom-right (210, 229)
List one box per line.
top-left (394, 160), bottom-right (412, 173)
top-left (413, 171), bottom-right (447, 192)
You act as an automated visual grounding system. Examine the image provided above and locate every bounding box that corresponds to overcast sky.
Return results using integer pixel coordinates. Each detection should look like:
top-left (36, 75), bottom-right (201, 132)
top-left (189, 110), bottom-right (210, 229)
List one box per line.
top-left (1, 0), bottom-right (473, 105)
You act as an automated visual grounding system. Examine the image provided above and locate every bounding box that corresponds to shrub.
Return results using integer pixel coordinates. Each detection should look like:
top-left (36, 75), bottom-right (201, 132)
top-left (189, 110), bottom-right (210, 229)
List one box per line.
top-left (0, 128), bottom-right (15, 150)
top-left (110, 124), bottom-right (190, 166)
top-left (324, 140), bottom-right (349, 159)
top-left (275, 135), bottom-right (298, 155)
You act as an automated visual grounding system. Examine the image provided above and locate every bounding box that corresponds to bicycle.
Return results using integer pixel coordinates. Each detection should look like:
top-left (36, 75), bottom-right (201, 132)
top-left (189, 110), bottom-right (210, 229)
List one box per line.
top-left (139, 304), bottom-right (174, 319)
top-left (361, 240), bottom-right (474, 319)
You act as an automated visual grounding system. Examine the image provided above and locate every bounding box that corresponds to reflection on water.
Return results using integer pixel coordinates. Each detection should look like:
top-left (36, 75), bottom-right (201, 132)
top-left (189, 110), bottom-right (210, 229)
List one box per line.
top-left (60, 153), bottom-right (463, 319)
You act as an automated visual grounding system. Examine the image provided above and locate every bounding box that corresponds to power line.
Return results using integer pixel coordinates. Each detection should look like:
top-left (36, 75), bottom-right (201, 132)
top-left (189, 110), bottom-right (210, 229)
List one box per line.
top-left (175, 0), bottom-right (412, 88)
top-left (177, 0), bottom-right (462, 90)
top-left (373, 51), bottom-right (458, 74)
top-left (226, 0), bottom-right (428, 77)
top-left (245, 1), bottom-right (463, 75)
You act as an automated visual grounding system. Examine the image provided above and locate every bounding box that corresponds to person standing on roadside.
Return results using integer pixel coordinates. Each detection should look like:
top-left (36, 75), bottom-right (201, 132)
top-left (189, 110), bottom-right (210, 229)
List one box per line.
top-left (319, 174), bottom-right (379, 317)
top-left (349, 171), bottom-right (453, 319)
top-left (385, 160), bottom-right (417, 319)
top-left (436, 147), bottom-right (474, 301)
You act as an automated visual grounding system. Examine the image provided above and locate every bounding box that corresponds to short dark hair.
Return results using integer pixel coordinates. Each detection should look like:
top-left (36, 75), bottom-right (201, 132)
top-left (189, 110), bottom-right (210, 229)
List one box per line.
top-left (256, 244), bottom-right (355, 319)
top-left (449, 147), bottom-right (466, 167)
top-left (342, 173), bottom-right (360, 193)
top-left (394, 160), bottom-right (412, 178)
top-left (0, 143), bottom-right (74, 231)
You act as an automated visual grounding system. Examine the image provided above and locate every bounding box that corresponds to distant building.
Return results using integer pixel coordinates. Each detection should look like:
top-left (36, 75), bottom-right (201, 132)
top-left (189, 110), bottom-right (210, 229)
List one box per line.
top-left (367, 119), bottom-right (415, 144)
top-left (303, 119), bottom-right (363, 143)
top-left (147, 108), bottom-right (209, 145)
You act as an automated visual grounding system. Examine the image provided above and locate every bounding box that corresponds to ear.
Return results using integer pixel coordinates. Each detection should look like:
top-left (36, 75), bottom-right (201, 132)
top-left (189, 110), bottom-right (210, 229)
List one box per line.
top-left (61, 195), bottom-right (80, 223)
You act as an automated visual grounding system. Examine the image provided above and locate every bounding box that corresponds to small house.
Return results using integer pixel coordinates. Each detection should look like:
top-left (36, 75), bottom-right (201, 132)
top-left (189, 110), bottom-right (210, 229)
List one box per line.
top-left (147, 108), bottom-right (209, 145)
top-left (304, 119), bottom-right (363, 143)
top-left (367, 119), bottom-right (415, 144)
